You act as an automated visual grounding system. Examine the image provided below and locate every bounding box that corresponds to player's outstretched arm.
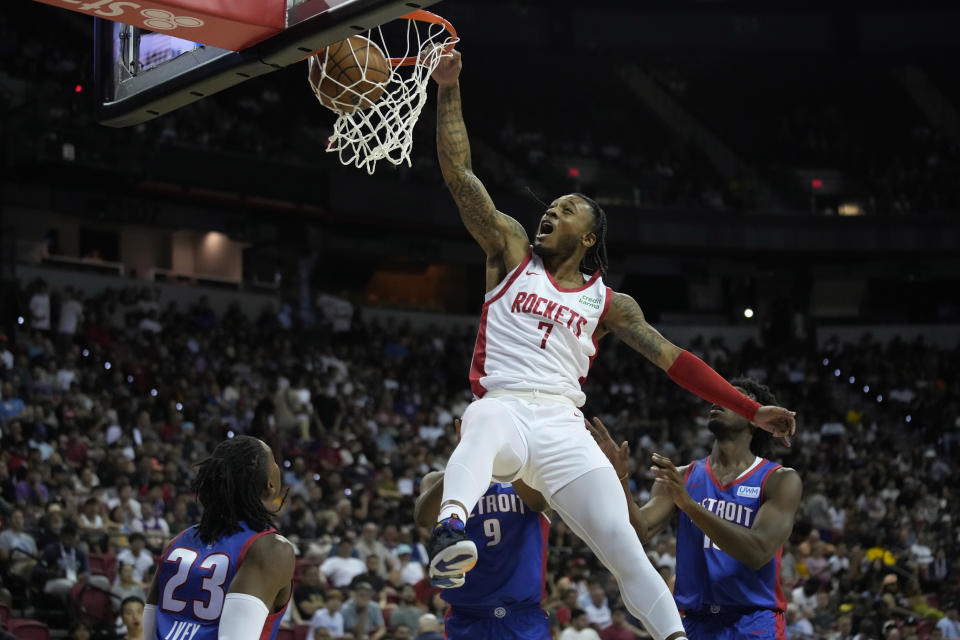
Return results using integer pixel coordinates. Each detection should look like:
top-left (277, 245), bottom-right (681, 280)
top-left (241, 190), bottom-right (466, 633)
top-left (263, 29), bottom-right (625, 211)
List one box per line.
top-left (651, 454), bottom-right (802, 570)
top-left (586, 417), bottom-right (674, 544)
top-left (603, 292), bottom-right (796, 444)
top-left (432, 50), bottom-right (529, 265)
top-left (219, 533), bottom-right (296, 640)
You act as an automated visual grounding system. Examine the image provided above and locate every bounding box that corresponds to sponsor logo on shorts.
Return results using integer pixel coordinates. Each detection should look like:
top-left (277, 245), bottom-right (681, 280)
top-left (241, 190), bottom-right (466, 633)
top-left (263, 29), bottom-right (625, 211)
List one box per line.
top-left (578, 294), bottom-right (601, 309)
top-left (494, 607), bottom-right (507, 618)
top-left (736, 485), bottom-right (761, 499)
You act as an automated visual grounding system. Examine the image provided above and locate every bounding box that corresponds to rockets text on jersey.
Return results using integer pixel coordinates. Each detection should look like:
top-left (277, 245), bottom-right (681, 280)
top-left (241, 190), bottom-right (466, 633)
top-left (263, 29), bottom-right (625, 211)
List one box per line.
top-left (470, 250), bottom-right (611, 407)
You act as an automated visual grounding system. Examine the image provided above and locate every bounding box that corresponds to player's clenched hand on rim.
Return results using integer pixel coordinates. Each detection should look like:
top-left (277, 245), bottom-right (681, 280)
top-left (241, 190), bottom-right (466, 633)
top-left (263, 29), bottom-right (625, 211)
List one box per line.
top-left (430, 48), bottom-right (461, 87)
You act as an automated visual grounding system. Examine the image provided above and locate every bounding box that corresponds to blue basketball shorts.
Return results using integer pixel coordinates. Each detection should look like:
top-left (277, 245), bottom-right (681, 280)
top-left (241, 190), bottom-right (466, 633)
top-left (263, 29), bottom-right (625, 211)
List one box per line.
top-left (444, 605), bottom-right (551, 640)
top-left (683, 608), bottom-right (785, 640)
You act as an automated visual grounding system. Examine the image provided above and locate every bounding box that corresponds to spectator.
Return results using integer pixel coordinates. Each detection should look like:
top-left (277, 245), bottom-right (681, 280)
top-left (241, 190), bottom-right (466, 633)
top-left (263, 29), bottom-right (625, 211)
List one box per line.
top-left (350, 554), bottom-right (386, 593)
top-left (356, 522), bottom-right (393, 574)
top-left (389, 585), bottom-right (425, 634)
top-left (39, 523), bottom-right (102, 602)
top-left (57, 288), bottom-right (83, 346)
top-left (120, 596), bottom-right (145, 640)
top-left (554, 588), bottom-right (580, 627)
top-left (583, 582), bottom-right (612, 630)
top-left (321, 540), bottom-right (367, 589)
top-left (785, 607), bottom-right (815, 639)
top-left (340, 582), bottom-right (386, 640)
top-left (140, 501), bottom-right (170, 553)
top-left (413, 613), bottom-right (443, 640)
top-left (826, 614), bottom-right (855, 640)
top-left (600, 608), bottom-right (640, 640)
top-left (394, 544), bottom-right (424, 586)
top-left (112, 562), bottom-right (146, 602)
top-left (308, 589), bottom-right (344, 640)
top-left (294, 565), bottom-right (327, 619)
top-left (0, 508), bottom-right (39, 578)
top-left (29, 281), bottom-right (51, 332)
top-left (0, 382), bottom-right (25, 424)
top-left (78, 497), bottom-right (105, 536)
top-left (937, 604), bottom-right (960, 639)
top-left (561, 609), bottom-right (601, 640)
top-left (116, 532), bottom-right (154, 582)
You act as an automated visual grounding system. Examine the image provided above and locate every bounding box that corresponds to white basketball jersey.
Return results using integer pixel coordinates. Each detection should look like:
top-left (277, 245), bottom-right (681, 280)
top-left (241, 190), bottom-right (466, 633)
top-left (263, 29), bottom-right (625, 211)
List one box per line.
top-left (470, 250), bottom-right (611, 407)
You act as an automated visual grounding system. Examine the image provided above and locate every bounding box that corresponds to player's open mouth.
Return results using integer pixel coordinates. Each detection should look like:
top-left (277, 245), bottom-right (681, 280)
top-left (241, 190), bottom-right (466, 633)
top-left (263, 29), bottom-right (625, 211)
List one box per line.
top-left (536, 220), bottom-right (555, 240)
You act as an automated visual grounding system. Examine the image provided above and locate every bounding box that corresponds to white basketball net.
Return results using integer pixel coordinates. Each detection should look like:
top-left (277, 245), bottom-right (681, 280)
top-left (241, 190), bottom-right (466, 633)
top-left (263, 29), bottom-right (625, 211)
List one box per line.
top-left (307, 14), bottom-right (457, 174)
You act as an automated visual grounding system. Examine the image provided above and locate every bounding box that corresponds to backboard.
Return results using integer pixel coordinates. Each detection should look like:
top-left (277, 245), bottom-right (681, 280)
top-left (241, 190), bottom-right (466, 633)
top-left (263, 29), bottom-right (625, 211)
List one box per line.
top-left (91, 0), bottom-right (441, 127)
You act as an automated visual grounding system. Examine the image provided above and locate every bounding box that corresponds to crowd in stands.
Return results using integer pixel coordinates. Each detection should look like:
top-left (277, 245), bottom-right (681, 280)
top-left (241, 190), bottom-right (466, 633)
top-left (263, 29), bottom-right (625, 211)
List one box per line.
top-left (1, 278), bottom-right (958, 640)
top-left (6, 4), bottom-right (960, 217)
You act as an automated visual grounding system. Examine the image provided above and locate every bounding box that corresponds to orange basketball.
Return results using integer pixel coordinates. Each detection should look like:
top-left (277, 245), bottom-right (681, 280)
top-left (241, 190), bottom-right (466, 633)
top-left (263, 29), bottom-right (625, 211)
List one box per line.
top-left (310, 36), bottom-right (390, 114)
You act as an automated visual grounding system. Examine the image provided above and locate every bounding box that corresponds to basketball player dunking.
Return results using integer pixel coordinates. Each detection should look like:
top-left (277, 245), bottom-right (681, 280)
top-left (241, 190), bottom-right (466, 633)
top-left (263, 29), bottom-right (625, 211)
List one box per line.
top-left (589, 378), bottom-right (803, 640)
top-left (427, 49), bottom-right (796, 640)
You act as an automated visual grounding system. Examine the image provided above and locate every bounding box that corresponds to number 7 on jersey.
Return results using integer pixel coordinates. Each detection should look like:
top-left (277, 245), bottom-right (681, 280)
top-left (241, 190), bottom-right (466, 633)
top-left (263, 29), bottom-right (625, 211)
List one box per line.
top-left (537, 321), bottom-right (554, 349)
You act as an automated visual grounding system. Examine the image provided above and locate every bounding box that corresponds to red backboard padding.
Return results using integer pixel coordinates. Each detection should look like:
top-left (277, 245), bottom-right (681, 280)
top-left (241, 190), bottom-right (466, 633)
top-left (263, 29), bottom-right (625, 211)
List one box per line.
top-left (32, 0), bottom-right (285, 51)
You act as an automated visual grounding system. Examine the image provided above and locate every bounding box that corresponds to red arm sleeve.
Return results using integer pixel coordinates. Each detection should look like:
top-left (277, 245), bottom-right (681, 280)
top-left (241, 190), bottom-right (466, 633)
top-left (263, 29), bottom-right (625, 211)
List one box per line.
top-left (666, 351), bottom-right (761, 421)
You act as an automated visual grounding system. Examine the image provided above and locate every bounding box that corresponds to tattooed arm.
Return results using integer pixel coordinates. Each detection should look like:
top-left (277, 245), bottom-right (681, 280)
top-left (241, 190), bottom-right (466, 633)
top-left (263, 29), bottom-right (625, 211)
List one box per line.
top-left (602, 291), bottom-right (797, 440)
top-left (601, 292), bottom-right (683, 370)
top-left (432, 50), bottom-right (529, 266)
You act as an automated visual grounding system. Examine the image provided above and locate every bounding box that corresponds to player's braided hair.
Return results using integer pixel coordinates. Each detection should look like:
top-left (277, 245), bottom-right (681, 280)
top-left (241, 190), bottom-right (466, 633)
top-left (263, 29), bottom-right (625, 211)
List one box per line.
top-left (573, 193), bottom-right (609, 277)
top-left (193, 435), bottom-right (276, 544)
top-left (729, 377), bottom-right (776, 458)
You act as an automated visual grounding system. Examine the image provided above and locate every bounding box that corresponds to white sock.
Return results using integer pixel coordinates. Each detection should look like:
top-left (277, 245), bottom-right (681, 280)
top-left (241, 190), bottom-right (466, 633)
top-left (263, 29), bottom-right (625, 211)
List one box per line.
top-left (437, 502), bottom-right (467, 523)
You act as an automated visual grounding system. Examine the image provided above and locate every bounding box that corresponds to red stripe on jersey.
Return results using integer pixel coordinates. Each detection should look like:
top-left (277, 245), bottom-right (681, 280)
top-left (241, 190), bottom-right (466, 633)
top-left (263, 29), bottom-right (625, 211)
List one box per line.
top-left (759, 463), bottom-right (783, 504)
top-left (539, 513), bottom-right (550, 602)
top-left (443, 607), bottom-right (452, 640)
top-left (260, 603), bottom-right (288, 640)
top-left (238, 528), bottom-right (277, 564)
top-left (544, 265), bottom-right (603, 293)
top-left (775, 609), bottom-right (786, 639)
top-left (705, 457), bottom-right (771, 492)
top-left (469, 251), bottom-right (532, 397)
top-left (773, 546), bottom-right (787, 612)
top-left (683, 463), bottom-right (696, 484)
top-left (759, 463), bottom-right (787, 612)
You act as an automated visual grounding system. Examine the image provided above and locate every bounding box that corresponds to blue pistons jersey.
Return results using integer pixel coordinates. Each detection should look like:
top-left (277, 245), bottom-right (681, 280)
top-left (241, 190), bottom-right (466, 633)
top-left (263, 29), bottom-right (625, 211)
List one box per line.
top-left (155, 523), bottom-right (287, 640)
top-left (674, 457), bottom-right (787, 613)
top-left (442, 483), bottom-right (550, 612)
